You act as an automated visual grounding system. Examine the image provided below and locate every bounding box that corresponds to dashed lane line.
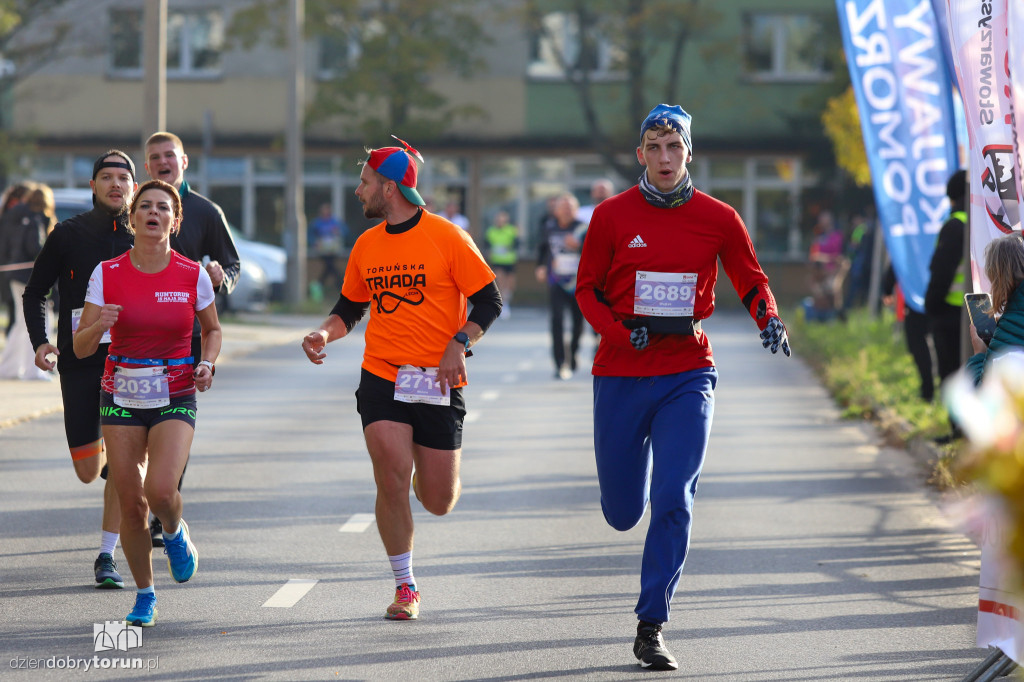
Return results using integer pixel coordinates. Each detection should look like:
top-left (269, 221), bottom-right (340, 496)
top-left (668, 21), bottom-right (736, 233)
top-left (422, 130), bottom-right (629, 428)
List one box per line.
top-left (339, 513), bottom-right (375, 533)
top-left (262, 579), bottom-right (318, 608)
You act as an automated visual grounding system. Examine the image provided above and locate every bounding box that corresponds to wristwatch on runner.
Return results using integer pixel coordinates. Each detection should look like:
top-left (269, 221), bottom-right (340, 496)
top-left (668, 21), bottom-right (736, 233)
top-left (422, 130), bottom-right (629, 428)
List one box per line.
top-left (453, 332), bottom-right (470, 352)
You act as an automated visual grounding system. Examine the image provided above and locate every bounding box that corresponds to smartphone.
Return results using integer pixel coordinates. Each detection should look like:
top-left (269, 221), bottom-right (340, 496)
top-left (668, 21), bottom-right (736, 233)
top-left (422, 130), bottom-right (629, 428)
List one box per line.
top-left (965, 292), bottom-right (997, 343)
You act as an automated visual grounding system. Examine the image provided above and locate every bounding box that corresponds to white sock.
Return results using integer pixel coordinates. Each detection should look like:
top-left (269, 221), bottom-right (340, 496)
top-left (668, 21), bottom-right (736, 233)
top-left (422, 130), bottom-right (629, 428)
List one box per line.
top-left (100, 531), bottom-right (118, 556)
top-left (388, 551), bottom-right (415, 589)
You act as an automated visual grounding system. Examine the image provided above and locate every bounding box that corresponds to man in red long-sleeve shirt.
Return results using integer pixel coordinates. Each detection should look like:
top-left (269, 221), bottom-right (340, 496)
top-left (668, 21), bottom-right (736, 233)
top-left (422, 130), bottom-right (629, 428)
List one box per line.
top-left (576, 103), bottom-right (790, 671)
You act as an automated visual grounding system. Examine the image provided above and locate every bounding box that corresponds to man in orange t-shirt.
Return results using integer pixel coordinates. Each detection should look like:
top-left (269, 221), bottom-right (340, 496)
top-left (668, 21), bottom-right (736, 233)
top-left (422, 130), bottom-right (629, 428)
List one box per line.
top-left (301, 138), bottom-right (501, 621)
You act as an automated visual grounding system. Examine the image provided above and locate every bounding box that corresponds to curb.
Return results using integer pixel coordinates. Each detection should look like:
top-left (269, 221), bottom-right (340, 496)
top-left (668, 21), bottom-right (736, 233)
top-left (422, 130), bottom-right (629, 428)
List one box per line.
top-left (872, 402), bottom-right (952, 479)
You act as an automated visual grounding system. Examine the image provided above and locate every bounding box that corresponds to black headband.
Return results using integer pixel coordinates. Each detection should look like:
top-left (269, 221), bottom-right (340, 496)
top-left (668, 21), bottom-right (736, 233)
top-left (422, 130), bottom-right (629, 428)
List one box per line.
top-left (95, 161), bottom-right (134, 176)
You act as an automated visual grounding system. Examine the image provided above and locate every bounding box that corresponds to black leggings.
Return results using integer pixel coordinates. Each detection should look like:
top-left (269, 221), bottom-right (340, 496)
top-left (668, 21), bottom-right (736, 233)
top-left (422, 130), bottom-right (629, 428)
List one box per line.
top-left (548, 284), bottom-right (583, 370)
top-left (903, 308), bottom-right (934, 402)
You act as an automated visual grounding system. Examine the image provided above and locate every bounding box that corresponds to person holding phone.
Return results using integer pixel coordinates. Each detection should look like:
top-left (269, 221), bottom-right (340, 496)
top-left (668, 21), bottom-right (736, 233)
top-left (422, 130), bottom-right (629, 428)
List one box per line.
top-left (964, 293), bottom-right (996, 344)
top-left (965, 233), bottom-right (1024, 386)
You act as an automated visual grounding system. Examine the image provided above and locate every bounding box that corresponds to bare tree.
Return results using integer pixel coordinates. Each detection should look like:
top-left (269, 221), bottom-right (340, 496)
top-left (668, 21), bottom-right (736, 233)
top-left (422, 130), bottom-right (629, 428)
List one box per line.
top-left (521, 0), bottom-right (713, 182)
top-left (230, 0), bottom-right (490, 140)
top-left (0, 1), bottom-right (79, 179)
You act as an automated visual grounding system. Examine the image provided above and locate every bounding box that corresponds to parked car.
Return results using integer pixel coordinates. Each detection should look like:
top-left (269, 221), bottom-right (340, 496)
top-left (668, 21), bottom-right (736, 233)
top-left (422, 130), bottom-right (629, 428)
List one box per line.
top-left (220, 258), bottom-right (270, 313)
top-left (232, 234), bottom-right (286, 300)
top-left (53, 187), bottom-right (93, 223)
top-left (52, 189), bottom-right (277, 313)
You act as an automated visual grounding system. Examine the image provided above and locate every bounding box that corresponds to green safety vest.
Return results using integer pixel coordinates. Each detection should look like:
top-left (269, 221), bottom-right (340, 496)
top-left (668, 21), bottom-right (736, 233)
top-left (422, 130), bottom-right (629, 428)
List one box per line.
top-left (945, 210), bottom-right (968, 306)
top-left (486, 224), bottom-right (519, 266)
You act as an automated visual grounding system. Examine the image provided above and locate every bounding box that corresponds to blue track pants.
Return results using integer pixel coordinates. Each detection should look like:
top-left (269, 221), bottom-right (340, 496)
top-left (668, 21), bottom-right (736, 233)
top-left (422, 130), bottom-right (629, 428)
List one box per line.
top-left (593, 367), bottom-right (717, 624)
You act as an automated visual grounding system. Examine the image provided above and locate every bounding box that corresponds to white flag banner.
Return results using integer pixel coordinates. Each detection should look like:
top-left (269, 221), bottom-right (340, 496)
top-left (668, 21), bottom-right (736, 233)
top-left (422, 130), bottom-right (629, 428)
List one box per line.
top-left (976, 516), bottom-right (1024, 663)
top-left (946, 0), bottom-right (1022, 293)
top-left (1010, 0), bottom-right (1024, 189)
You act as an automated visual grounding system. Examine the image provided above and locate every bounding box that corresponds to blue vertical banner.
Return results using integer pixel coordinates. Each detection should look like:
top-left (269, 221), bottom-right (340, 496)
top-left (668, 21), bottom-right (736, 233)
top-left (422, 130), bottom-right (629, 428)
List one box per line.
top-left (837, 0), bottom-right (960, 312)
top-left (929, 0), bottom-right (959, 85)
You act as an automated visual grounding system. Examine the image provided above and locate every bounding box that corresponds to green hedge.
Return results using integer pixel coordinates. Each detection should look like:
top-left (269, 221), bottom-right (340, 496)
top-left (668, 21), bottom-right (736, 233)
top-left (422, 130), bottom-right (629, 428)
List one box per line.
top-left (789, 307), bottom-right (953, 440)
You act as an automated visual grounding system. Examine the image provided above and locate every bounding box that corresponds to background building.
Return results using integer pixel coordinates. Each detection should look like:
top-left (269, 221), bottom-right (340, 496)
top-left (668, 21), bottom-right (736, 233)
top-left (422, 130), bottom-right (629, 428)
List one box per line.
top-left (6, 0), bottom-right (849, 303)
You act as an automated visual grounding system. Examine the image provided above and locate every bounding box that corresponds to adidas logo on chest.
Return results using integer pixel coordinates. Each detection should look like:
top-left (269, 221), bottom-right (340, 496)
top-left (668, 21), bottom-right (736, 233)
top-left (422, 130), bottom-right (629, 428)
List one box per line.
top-left (628, 235), bottom-right (647, 248)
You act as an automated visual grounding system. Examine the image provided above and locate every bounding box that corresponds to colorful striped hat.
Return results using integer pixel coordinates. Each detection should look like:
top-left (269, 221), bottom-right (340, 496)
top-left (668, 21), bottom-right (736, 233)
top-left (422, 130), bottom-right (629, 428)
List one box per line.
top-left (366, 135), bottom-right (425, 207)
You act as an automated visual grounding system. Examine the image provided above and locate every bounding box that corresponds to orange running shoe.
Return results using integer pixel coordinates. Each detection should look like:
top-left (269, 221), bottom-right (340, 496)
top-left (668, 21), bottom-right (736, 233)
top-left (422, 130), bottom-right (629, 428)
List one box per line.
top-left (385, 583), bottom-right (420, 621)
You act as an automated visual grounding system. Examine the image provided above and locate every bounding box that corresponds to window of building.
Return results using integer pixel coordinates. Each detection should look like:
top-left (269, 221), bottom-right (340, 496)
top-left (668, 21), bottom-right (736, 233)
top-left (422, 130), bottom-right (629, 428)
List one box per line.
top-left (528, 11), bottom-right (624, 79)
top-left (109, 8), bottom-right (224, 78)
top-left (743, 13), bottom-right (830, 82)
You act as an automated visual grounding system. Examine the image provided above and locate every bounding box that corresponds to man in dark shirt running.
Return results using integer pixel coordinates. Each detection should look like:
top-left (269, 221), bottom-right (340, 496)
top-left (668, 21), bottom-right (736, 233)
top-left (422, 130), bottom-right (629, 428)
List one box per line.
top-left (24, 150), bottom-right (138, 589)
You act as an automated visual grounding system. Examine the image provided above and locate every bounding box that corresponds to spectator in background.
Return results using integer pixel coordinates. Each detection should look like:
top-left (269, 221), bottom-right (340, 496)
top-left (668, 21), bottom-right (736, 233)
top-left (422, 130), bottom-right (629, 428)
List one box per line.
top-left (536, 192), bottom-right (585, 379)
top-left (577, 178), bottom-right (614, 225)
top-left (882, 263), bottom-right (935, 402)
top-left (805, 210), bottom-right (848, 321)
top-left (925, 169), bottom-right (968, 442)
top-left (965, 233), bottom-right (1024, 385)
top-left (0, 183), bottom-right (55, 380)
top-left (843, 211), bottom-right (876, 310)
top-left (484, 210), bottom-right (519, 319)
top-left (925, 170), bottom-right (967, 384)
top-left (309, 202), bottom-right (347, 291)
top-left (0, 183), bottom-right (51, 287)
top-left (0, 181), bottom-right (35, 335)
top-left (441, 199), bottom-right (470, 231)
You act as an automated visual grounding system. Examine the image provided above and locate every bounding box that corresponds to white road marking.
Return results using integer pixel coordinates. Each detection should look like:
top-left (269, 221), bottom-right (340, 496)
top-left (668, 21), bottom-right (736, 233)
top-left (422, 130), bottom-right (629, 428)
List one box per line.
top-left (480, 390), bottom-right (500, 401)
top-left (262, 579), bottom-right (318, 608)
top-left (465, 410), bottom-right (482, 424)
top-left (339, 513), bottom-right (376, 533)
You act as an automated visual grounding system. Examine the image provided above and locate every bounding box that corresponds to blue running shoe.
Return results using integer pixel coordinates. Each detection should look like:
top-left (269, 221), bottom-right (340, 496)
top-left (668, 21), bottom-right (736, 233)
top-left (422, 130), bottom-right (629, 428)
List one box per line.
top-left (94, 553), bottom-right (124, 589)
top-left (125, 591), bottom-right (157, 628)
top-left (163, 519), bottom-right (198, 583)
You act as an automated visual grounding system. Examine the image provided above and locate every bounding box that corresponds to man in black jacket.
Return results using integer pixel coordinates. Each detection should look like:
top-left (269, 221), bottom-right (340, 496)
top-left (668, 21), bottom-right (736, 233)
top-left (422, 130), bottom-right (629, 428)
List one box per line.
top-left (24, 150), bottom-right (137, 589)
top-left (924, 169), bottom-right (967, 441)
top-left (924, 170), bottom-right (967, 387)
top-left (143, 131), bottom-right (241, 545)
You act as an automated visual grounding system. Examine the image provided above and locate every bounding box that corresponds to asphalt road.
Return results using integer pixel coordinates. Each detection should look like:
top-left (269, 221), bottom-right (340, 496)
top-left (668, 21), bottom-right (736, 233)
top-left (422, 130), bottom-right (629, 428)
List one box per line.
top-left (0, 308), bottom-right (987, 681)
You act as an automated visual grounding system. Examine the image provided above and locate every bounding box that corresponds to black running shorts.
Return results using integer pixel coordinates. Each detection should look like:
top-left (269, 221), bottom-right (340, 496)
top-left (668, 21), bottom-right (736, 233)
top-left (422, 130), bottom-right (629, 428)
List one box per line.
top-left (355, 368), bottom-right (465, 451)
top-left (58, 365), bottom-right (105, 451)
top-left (99, 391), bottom-right (198, 429)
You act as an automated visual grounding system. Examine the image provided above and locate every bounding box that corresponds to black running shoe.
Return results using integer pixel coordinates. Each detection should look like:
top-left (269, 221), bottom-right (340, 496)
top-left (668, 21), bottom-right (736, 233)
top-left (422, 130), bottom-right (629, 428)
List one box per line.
top-left (633, 622), bottom-right (678, 671)
top-left (150, 516), bottom-right (164, 548)
top-left (93, 553), bottom-right (124, 589)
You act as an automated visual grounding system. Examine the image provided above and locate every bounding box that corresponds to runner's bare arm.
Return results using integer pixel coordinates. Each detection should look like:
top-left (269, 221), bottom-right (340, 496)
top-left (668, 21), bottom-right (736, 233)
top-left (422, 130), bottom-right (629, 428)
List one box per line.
top-left (73, 302), bottom-right (121, 359)
top-left (437, 322), bottom-right (483, 395)
top-left (301, 313), bottom-right (350, 365)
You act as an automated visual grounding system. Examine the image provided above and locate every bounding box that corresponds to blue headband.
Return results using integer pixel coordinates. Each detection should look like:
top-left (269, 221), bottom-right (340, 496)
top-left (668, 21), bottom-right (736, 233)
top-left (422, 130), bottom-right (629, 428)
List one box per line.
top-left (640, 104), bottom-right (692, 154)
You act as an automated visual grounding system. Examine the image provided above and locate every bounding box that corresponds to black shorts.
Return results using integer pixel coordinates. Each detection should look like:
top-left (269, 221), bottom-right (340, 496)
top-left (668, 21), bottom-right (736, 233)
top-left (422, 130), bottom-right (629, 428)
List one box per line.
top-left (59, 365), bottom-right (104, 451)
top-left (355, 368), bottom-right (465, 450)
top-left (99, 391), bottom-right (198, 429)
top-left (491, 263), bottom-right (516, 275)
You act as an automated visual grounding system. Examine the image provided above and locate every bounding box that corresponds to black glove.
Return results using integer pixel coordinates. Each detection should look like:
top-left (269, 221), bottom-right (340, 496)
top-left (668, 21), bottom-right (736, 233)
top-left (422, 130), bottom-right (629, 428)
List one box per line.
top-left (629, 326), bottom-right (649, 351)
top-left (759, 316), bottom-right (791, 357)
